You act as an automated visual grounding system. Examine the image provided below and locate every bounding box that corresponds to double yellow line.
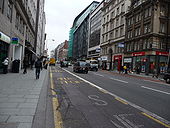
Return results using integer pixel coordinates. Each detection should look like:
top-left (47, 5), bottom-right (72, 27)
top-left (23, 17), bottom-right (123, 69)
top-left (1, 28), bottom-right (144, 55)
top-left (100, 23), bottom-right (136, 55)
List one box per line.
top-left (50, 68), bottom-right (63, 128)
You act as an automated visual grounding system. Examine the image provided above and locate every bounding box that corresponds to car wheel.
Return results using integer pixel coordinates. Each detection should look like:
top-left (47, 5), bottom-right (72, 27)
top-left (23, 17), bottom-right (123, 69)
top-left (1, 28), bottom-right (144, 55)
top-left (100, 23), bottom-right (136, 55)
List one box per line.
top-left (166, 78), bottom-right (170, 84)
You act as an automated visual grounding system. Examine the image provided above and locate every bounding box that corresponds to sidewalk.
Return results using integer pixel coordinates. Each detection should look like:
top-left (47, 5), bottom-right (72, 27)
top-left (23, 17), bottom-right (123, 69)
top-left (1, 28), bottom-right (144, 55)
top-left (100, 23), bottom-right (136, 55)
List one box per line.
top-left (0, 68), bottom-right (48, 128)
top-left (101, 69), bottom-right (165, 82)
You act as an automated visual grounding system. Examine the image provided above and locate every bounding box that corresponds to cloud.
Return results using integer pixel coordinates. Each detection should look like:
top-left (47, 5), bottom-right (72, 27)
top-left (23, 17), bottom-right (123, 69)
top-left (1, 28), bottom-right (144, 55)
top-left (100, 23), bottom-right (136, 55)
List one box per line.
top-left (44, 0), bottom-right (102, 53)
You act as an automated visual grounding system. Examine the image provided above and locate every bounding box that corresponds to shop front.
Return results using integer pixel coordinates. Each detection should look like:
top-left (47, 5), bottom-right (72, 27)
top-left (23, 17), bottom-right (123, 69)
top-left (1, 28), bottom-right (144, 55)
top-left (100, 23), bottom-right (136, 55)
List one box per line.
top-left (101, 56), bottom-right (108, 70)
top-left (0, 32), bottom-right (10, 73)
top-left (113, 55), bottom-right (122, 71)
top-left (123, 57), bottom-right (132, 72)
top-left (132, 51), bottom-right (168, 74)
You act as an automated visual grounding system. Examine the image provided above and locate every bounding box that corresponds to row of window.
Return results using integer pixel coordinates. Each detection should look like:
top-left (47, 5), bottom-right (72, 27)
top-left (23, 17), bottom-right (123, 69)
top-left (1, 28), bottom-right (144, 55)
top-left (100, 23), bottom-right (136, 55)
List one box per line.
top-left (103, 16), bottom-right (125, 33)
top-left (127, 7), bottom-right (151, 26)
top-left (103, 3), bottom-right (125, 24)
top-left (102, 27), bottom-right (125, 42)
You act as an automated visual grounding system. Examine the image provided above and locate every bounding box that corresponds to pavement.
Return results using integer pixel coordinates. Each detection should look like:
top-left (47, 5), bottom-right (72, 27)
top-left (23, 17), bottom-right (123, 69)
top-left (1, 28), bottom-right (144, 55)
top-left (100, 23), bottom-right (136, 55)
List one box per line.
top-left (0, 68), bottom-right (50, 128)
top-left (0, 66), bottom-right (166, 128)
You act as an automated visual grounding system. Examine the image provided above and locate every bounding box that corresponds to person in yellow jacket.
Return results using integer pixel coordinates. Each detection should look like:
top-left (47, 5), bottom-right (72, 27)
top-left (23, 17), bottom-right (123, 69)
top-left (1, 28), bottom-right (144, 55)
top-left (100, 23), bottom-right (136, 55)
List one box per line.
top-left (123, 65), bottom-right (128, 74)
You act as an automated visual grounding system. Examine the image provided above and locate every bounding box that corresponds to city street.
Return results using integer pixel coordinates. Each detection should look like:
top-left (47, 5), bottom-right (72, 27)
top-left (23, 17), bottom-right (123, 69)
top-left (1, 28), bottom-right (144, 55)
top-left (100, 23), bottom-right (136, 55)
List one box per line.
top-left (50, 65), bottom-right (170, 128)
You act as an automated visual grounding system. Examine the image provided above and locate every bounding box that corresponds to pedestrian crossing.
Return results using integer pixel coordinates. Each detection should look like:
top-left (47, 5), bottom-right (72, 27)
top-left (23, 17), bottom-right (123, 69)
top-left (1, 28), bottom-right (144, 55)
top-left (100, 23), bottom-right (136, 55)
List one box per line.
top-left (57, 77), bottom-right (83, 84)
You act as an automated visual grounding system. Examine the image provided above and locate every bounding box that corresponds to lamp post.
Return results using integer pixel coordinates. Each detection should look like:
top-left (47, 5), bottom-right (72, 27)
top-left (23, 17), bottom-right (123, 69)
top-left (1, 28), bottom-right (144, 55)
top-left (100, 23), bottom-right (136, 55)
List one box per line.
top-left (44, 39), bottom-right (55, 58)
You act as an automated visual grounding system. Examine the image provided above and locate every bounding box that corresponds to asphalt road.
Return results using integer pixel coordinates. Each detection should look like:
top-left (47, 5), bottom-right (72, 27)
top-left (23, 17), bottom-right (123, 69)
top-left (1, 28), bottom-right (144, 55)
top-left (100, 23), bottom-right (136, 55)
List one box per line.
top-left (51, 65), bottom-right (170, 128)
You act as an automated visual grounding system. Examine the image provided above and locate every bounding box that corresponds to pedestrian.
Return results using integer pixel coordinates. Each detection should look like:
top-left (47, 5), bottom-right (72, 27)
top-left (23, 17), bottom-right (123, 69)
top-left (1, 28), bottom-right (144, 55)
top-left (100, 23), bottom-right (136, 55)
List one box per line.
top-left (2, 57), bottom-right (9, 74)
top-left (43, 59), bottom-right (48, 69)
top-left (152, 68), bottom-right (158, 78)
top-left (123, 65), bottom-right (128, 74)
top-left (30, 59), bottom-right (35, 70)
top-left (23, 57), bottom-right (28, 74)
top-left (35, 58), bottom-right (42, 79)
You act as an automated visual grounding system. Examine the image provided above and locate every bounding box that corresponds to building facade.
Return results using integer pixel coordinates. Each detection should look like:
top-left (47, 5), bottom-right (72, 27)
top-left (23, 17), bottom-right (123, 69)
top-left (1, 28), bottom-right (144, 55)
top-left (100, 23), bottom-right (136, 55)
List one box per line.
top-left (124, 0), bottom-right (170, 74)
top-left (72, 1), bottom-right (99, 61)
top-left (100, 0), bottom-right (131, 70)
top-left (87, 1), bottom-right (104, 61)
top-left (0, 0), bottom-right (37, 72)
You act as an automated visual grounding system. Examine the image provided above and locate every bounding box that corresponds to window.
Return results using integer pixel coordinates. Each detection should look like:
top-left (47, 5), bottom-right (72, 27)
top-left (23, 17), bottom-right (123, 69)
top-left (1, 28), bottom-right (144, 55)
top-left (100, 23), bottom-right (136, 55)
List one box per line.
top-left (120, 27), bottom-right (124, 36)
top-left (103, 26), bottom-right (105, 33)
top-left (104, 18), bottom-right (105, 23)
top-left (115, 29), bottom-right (118, 38)
top-left (107, 15), bottom-right (109, 22)
top-left (117, 7), bottom-right (119, 15)
top-left (7, 1), bottom-right (12, 21)
top-left (144, 24), bottom-right (151, 34)
top-left (15, 13), bottom-right (19, 29)
top-left (144, 7), bottom-right (151, 18)
top-left (106, 24), bottom-right (108, 32)
top-left (160, 22), bottom-right (165, 33)
top-left (116, 18), bottom-right (119, 27)
top-left (106, 34), bottom-right (108, 41)
top-left (111, 11), bottom-right (115, 18)
top-left (0, 0), bottom-right (4, 13)
top-left (120, 16), bottom-right (124, 25)
top-left (121, 4), bottom-right (125, 12)
top-left (160, 4), bottom-right (166, 16)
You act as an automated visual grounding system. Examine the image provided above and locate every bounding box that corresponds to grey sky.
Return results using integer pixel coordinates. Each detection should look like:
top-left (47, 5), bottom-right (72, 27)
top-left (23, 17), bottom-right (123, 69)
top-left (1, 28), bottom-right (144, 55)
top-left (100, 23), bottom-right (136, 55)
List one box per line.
top-left (44, 0), bottom-right (102, 54)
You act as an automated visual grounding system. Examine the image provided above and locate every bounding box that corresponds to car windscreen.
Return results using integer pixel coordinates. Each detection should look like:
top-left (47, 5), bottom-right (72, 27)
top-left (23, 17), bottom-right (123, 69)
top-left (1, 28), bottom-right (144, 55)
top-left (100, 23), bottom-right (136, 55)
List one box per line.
top-left (79, 62), bottom-right (87, 66)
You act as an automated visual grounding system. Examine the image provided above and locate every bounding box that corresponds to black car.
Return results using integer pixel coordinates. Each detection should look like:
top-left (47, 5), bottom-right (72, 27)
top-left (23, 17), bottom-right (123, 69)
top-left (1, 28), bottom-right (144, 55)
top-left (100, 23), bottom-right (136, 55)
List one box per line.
top-left (73, 61), bottom-right (89, 73)
top-left (163, 72), bottom-right (170, 83)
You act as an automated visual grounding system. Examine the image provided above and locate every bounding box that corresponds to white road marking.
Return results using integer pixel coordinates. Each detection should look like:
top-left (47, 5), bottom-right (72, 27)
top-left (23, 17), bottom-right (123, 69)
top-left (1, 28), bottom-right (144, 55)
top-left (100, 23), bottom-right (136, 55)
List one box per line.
top-left (88, 95), bottom-right (108, 106)
top-left (110, 77), bottom-right (128, 84)
top-left (141, 86), bottom-right (170, 95)
top-left (62, 68), bottom-right (170, 125)
top-left (92, 72), bottom-right (104, 77)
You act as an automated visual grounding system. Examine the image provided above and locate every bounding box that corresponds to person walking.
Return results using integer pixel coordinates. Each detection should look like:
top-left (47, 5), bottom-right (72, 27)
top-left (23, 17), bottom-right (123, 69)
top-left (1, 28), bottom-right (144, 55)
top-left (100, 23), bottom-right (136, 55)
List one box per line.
top-left (123, 65), bottom-right (128, 74)
top-left (35, 58), bottom-right (42, 79)
top-left (2, 57), bottom-right (9, 74)
top-left (23, 57), bottom-right (28, 74)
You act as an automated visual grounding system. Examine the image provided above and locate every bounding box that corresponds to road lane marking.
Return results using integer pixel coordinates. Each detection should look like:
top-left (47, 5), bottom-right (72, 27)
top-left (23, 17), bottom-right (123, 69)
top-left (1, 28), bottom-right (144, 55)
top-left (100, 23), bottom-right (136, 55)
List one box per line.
top-left (141, 112), bottom-right (170, 128)
top-left (62, 68), bottom-right (170, 126)
top-left (50, 68), bottom-right (63, 128)
top-left (110, 77), bottom-right (128, 83)
top-left (141, 86), bottom-right (170, 95)
top-left (93, 72), bottom-right (104, 77)
top-left (115, 97), bottom-right (128, 105)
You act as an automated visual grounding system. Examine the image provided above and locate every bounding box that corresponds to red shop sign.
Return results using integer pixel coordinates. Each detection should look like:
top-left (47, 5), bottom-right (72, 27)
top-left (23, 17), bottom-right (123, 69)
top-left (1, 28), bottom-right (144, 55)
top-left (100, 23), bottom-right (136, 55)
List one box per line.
top-left (156, 51), bottom-right (168, 56)
top-left (113, 55), bottom-right (122, 60)
top-left (132, 52), bottom-right (145, 56)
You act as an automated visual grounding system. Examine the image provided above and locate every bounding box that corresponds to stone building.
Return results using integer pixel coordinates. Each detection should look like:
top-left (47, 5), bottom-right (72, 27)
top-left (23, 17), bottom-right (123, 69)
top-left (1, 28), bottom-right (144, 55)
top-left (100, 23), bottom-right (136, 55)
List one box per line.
top-left (0, 0), bottom-right (37, 72)
top-left (124, 0), bottom-right (170, 74)
top-left (100, 0), bottom-right (131, 70)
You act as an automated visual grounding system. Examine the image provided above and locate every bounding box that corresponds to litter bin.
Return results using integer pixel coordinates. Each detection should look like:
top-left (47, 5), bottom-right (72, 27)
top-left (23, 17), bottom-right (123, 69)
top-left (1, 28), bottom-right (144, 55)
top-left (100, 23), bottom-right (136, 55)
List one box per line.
top-left (12, 59), bottom-right (20, 73)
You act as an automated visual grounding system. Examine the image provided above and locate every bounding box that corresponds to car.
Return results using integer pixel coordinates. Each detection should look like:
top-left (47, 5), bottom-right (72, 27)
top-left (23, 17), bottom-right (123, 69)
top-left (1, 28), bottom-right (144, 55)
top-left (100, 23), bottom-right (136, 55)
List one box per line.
top-left (73, 61), bottom-right (89, 73)
top-left (60, 61), bottom-right (68, 67)
top-left (163, 72), bottom-right (170, 83)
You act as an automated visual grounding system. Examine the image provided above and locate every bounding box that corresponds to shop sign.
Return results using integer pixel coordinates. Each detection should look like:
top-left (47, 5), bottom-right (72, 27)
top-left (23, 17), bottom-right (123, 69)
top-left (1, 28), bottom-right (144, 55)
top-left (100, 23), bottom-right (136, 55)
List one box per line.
top-left (96, 48), bottom-right (101, 53)
top-left (156, 51), bottom-right (168, 56)
top-left (101, 56), bottom-right (108, 61)
top-left (11, 37), bottom-right (19, 44)
top-left (118, 43), bottom-right (124, 48)
top-left (132, 52), bottom-right (145, 56)
top-left (114, 55), bottom-right (122, 60)
top-left (124, 58), bottom-right (132, 63)
top-left (0, 32), bottom-right (11, 43)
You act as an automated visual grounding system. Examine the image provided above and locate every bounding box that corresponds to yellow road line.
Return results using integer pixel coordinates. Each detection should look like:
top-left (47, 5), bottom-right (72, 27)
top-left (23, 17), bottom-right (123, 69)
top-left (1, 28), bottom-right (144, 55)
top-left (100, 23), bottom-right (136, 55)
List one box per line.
top-left (115, 97), bottom-right (128, 105)
top-left (64, 81), bottom-right (68, 84)
top-left (99, 88), bottom-right (108, 94)
top-left (50, 68), bottom-right (63, 128)
top-left (141, 112), bottom-right (170, 128)
top-left (75, 81), bottom-right (80, 83)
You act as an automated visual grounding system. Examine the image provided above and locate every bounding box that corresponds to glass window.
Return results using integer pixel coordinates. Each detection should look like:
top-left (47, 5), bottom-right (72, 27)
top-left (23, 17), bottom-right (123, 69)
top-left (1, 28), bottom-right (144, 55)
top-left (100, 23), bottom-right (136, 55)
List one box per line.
top-left (160, 22), bottom-right (165, 33)
top-left (0, 0), bottom-right (4, 13)
top-left (121, 4), bottom-right (125, 12)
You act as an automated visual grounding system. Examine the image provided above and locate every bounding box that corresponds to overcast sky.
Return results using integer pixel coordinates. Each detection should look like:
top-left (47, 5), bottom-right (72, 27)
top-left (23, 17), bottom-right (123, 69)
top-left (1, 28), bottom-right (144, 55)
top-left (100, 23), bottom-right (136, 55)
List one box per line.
top-left (44, 0), bottom-right (102, 54)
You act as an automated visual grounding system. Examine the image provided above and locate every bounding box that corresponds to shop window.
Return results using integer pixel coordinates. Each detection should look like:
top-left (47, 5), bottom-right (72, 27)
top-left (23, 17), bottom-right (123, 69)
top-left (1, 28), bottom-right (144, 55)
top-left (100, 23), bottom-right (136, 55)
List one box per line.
top-left (160, 22), bottom-right (166, 33)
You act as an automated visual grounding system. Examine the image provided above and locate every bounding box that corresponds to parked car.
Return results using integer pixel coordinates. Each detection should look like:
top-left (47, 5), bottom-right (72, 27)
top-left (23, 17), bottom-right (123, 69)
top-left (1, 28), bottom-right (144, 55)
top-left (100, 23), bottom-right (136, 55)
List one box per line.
top-left (60, 61), bottom-right (68, 67)
top-left (163, 72), bottom-right (170, 83)
top-left (73, 61), bottom-right (89, 73)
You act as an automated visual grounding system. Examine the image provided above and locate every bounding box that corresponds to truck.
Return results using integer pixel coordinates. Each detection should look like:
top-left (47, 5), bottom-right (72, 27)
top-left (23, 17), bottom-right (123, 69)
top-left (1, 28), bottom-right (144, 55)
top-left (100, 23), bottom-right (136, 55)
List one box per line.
top-left (49, 58), bottom-right (55, 66)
